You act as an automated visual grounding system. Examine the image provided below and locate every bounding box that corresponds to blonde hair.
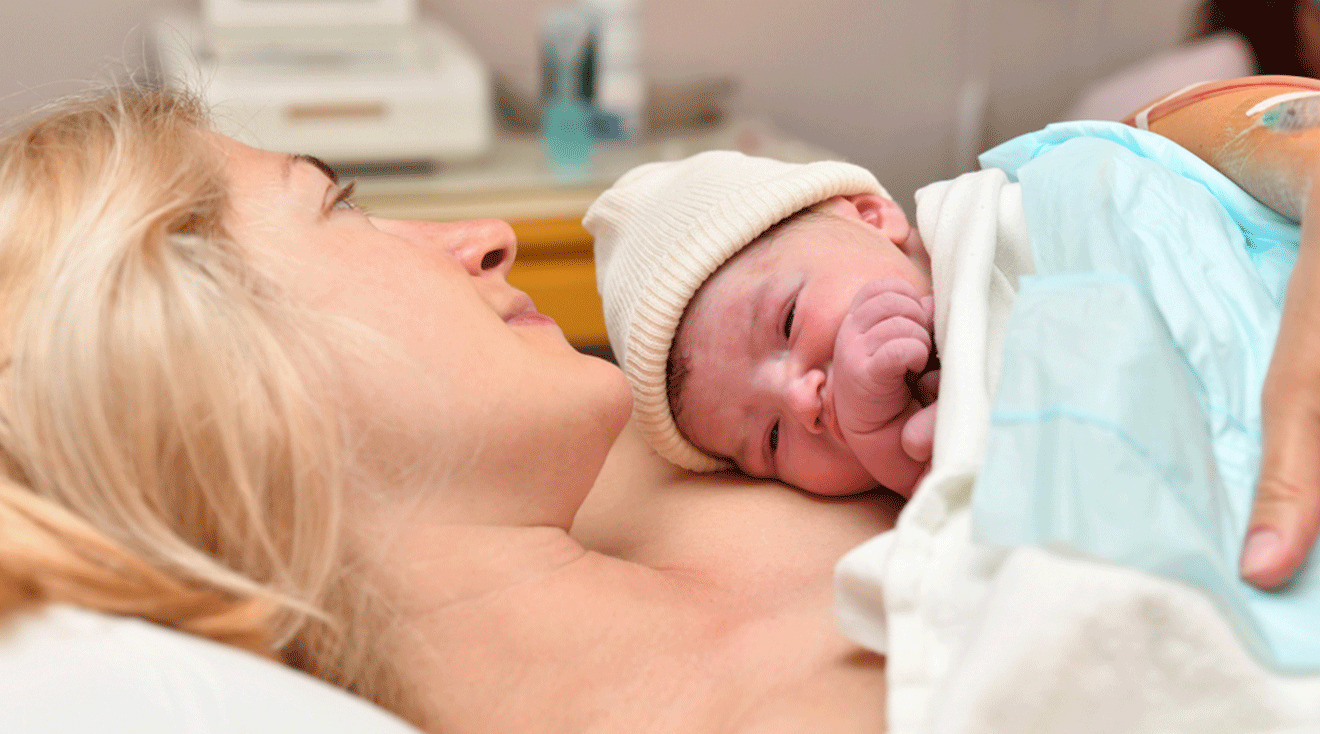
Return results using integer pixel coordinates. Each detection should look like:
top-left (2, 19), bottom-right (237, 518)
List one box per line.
top-left (0, 86), bottom-right (407, 716)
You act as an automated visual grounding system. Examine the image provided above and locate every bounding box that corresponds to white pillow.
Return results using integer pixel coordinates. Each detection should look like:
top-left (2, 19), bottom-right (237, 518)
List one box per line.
top-left (0, 604), bottom-right (422, 734)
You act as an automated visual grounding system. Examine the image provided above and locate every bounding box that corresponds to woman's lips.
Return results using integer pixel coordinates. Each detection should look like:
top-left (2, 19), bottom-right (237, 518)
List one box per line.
top-left (505, 294), bottom-right (560, 328)
top-left (509, 310), bottom-right (559, 327)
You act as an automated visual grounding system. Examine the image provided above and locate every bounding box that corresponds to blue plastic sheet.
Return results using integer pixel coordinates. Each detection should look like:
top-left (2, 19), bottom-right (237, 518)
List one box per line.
top-left (972, 121), bottom-right (1320, 671)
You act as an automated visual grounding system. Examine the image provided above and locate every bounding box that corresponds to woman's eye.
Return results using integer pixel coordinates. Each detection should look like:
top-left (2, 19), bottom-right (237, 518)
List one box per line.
top-left (769, 421), bottom-right (780, 454)
top-left (783, 302), bottom-right (796, 340)
top-left (330, 180), bottom-right (359, 212)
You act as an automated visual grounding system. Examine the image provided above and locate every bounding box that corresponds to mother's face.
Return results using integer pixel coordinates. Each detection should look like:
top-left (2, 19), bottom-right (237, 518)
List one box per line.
top-left (215, 135), bottom-right (631, 526)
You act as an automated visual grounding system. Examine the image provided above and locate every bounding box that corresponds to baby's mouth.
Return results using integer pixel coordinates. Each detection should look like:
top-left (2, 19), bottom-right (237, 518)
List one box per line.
top-left (908, 345), bottom-right (941, 407)
top-left (924, 343), bottom-right (940, 373)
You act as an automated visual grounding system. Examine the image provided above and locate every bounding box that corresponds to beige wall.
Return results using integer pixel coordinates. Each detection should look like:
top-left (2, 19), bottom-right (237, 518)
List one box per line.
top-left (423, 0), bottom-right (1199, 208)
top-left (0, 0), bottom-right (191, 116)
top-left (2, 0), bottom-right (1199, 209)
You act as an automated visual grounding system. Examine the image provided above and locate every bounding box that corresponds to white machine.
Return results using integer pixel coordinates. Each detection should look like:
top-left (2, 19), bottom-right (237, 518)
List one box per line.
top-left (152, 0), bottom-right (493, 171)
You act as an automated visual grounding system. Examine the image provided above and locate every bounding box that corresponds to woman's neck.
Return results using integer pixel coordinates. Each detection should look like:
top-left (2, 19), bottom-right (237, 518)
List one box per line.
top-left (354, 420), bottom-right (899, 733)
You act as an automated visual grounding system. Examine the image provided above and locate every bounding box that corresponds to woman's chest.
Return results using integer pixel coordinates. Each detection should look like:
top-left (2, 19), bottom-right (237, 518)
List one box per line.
top-left (404, 562), bottom-right (886, 733)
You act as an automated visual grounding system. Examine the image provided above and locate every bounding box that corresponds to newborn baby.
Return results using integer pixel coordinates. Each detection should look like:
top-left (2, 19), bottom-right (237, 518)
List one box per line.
top-left (588, 151), bottom-right (938, 498)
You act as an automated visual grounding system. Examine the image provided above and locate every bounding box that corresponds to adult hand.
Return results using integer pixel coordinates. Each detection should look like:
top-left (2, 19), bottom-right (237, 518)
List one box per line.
top-left (1243, 213), bottom-right (1320, 589)
top-left (1121, 78), bottom-right (1320, 588)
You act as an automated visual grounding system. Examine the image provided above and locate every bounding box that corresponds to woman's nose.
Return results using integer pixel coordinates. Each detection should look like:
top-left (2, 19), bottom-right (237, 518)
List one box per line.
top-left (373, 217), bottom-right (518, 278)
top-left (447, 219), bottom-right (518, 279)
top-left (785, 367), bottom-right (826, 434)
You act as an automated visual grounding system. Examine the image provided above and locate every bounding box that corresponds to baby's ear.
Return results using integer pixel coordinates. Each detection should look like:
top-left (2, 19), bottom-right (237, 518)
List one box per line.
top-left (841, 193), bottom-right (911, 244)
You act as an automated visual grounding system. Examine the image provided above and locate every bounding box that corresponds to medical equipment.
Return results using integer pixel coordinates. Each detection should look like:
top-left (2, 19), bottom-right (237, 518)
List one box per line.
top-left (1260, 93), bottom-right (1320, 130)
top-left (151, 0), bottom-right (493, 171)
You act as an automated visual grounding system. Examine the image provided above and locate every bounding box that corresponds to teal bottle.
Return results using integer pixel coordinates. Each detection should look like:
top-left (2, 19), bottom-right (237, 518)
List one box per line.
top-left (542, 95), bottom-right (594, 175)
top-left (540, 6), bottom-right (597, 176)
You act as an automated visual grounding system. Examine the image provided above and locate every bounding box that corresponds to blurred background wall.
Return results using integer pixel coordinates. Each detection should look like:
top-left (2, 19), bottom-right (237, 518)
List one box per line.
top-left (0, 0), bottom-right (1199, 211)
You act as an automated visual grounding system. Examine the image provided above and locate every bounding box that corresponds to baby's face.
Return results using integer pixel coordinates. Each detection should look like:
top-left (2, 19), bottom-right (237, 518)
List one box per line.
top-left (672, 195), bottom-right (933, 497)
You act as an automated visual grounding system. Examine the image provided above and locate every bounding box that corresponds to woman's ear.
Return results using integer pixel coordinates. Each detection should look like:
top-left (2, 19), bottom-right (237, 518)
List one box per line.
top-left (840, 193), bottom-right (911, 245)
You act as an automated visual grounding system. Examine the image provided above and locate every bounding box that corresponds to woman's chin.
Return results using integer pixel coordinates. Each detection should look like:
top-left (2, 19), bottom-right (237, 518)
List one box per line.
top-left (596, 358), bottom-right (635, 433)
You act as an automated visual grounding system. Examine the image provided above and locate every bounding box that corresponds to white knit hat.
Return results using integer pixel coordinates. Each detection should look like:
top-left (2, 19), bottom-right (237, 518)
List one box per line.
top-left (585, 150), bottom-right (889, 472)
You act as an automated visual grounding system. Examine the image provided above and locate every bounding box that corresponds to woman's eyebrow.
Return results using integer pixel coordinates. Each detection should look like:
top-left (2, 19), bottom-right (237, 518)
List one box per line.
top-left (283, 153), bottom-right (339, 185)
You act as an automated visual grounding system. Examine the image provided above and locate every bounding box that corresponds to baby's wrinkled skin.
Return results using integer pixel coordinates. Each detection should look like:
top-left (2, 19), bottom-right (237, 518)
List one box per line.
top-left (833, 278), bottom-right (939, 494)
top-left (671, 193), bottom-right (937, 498)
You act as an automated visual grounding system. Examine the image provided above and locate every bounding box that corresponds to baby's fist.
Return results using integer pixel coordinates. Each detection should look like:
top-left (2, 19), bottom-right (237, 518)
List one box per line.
top-left (833, 279), bottom-right (935, 435)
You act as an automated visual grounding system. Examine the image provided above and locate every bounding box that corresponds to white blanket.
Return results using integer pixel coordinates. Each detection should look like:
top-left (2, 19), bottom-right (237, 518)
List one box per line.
top-left (834, 167), bottom-right (1320, 734)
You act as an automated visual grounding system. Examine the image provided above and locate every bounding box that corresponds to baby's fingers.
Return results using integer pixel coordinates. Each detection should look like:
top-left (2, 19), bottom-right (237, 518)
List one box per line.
top-left (849, 278), bottom-right (923, 308)
top-left (862, 330), bottom-right (932, 381)
top-left (901, 400), bottom-right (937, 464)
top-left (848, 281), bottom-right (932, 332)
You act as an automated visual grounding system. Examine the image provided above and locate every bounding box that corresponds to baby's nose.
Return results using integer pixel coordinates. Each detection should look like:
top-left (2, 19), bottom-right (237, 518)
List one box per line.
top-left (786, 368), bottom-right (826, 434)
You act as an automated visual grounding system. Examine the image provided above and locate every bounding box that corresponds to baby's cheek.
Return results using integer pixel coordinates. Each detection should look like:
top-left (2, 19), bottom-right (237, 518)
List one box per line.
top-left (787, 449), bottom-right (879, 497)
